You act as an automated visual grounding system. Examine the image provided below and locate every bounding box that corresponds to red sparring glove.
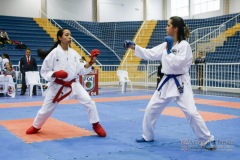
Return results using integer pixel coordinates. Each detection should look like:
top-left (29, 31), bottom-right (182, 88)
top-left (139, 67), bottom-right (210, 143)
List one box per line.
top-left (54, 70), bottom-right (68, 79)
top-left (89, 49), bottom-right (100, 65)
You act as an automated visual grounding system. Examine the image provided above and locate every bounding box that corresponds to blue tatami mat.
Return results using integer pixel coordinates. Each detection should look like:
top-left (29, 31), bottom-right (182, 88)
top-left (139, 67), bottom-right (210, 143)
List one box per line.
top-left (0, 90), bottom-right (239, 160)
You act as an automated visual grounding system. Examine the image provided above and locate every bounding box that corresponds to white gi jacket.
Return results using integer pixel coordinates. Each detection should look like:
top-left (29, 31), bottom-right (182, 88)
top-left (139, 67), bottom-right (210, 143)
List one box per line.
top-left (41, 45), bottom-right (92, 100)
top-left (134, 40), bottom-right (193, 99)
top-left (0, 57), bottom-right (2, 72)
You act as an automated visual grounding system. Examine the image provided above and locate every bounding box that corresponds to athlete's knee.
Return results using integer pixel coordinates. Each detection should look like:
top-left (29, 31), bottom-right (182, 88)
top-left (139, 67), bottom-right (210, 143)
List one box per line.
top-left (38, 107), bottom-right (55, 115)
top-left (80, 98), bottom-right (95, 107)
top-left (185, 110), bottom-right (199, 119)
top-left (145, 106), bottom-right (158, 116)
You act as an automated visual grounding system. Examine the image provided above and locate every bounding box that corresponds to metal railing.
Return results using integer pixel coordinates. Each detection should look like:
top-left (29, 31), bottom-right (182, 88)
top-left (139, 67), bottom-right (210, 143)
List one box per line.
top-left (190, 13), bottom-right (240, 58)
top-left (188, 25), bottom-right (223, 44)
top-left (12, 63), bottom-right (240, 94)
top-left (41, 7), bottom-right (120, 62)
top-left (121, 21), bottom-right (147, 66)
top-left (39, 10), bottom-right (102, 65)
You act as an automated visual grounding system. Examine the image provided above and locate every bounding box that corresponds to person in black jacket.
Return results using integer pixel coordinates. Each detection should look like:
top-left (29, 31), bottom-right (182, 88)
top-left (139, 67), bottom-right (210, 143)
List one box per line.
top-left (195, 52), bottom-right (205, 89)
top-left (19, 48), bottom-right (38, 95)
top-left (156, 63), bottom-right (164, 89)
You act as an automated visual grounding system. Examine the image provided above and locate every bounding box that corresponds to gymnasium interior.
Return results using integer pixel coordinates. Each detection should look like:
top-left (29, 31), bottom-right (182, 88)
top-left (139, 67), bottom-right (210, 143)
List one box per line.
top-left (0, 0), bottom-right (239, 160)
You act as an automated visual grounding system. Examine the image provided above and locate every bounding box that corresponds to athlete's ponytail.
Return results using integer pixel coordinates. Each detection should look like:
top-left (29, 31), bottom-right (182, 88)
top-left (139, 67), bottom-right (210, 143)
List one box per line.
top-left (38, 28), bottom-right (68, 60)
top-left (170, 16), bottom-right (190, 42)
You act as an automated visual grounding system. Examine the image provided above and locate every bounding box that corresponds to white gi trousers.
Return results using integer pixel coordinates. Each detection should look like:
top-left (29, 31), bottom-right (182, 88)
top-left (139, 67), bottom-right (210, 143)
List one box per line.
top-left (32, 81), bottom-right (100, 129)
top-left (142, 81), bottom-right (214, 145)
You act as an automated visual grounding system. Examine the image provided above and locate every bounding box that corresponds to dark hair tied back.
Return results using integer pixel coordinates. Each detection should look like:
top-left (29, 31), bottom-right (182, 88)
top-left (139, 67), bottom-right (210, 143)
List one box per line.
top-left (37, 28), bottom-right (68, 60)
top-left (170, 16), bottom-right (190, 42)
top-left (37, 49), bottom-right (50, 60)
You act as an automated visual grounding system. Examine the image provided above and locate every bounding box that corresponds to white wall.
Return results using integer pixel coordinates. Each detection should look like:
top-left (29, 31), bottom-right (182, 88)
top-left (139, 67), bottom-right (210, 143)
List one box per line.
top-left (98, 0), bottom-right (164, 22)
top-left (98, 0), bottom-right (144, 22)
top-left (0, 0), bottom-right (238, 21)
top-left (146, 0), bottom-right (163, 20)
top-left (0, 0), bottom-right (41, 18)
top-left (229, 0), bottom-right (240, 14)
top-left (46, 0), bottom-right (92, 21)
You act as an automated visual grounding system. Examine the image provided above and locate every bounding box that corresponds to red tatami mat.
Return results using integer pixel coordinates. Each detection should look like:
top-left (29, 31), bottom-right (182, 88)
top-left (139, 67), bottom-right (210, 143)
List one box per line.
top-left (141, 107), bottom-right (239, 122)
top-left (0, 118), bottom-right (93, 143)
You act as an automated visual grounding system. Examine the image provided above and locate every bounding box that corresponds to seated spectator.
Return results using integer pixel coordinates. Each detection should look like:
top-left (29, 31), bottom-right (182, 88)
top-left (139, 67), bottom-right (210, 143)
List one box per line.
top-left (1, 53), bottom-right (10, 72)
top-left (0, 29), bottom-right (10, 48)
top-left (4, 62), bottom-right (16, 82)
top-left (0, 56), bottom-right (2, 74)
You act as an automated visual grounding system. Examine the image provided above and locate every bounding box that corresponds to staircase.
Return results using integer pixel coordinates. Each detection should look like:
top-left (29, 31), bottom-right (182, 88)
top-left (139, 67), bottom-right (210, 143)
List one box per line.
top-left (0, 15), bottom-right (53, 65)
top-left (120, 20), bottom-right (157, 80)
top-left (34, 18), bottom-right (119, 82)
top-left (121, 20), bottom-right (157, 66)
top-left (196, 23), bottom-right (240, 53)
top-left (34, 18), bottom-right (91, 62)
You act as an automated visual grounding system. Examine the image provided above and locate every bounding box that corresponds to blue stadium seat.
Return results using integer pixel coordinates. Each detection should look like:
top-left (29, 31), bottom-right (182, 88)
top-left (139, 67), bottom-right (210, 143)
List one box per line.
top-left (0, 15), bottom-right (54, 65)
top-left (206, 30), bottom-right (240, 63)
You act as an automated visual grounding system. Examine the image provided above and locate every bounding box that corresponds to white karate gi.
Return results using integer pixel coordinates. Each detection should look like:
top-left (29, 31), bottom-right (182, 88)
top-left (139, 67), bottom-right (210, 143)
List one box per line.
top-left (32, 45), bottom-right (100, 128)
top-left (0, 57), bottom-right (2, 72)
top-left (134, 40), bottom-right (214, 145)
top-left (1, 58), bottom-right (9, 72)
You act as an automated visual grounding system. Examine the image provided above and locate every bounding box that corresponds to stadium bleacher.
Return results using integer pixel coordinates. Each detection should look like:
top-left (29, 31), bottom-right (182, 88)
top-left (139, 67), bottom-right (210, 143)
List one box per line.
top-left (54, 20), bottom-right (121, 65)
top-left (0, 15), bottom-right (54, 65)
top-left (53, 20), bottom-right (142, 65)
top-left (140, 13), bottom-right (240, 64)
top-left (0, 13), bottom-right (239, 66)
top-left (205, 31), bottom-right (240, 63)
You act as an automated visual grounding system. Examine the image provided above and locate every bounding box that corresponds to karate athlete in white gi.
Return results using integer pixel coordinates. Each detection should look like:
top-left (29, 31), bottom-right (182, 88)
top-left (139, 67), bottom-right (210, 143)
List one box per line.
top-left (26, 28), bottom-right (106, 137)
top-left (124, 16), bottom-right (216, 150)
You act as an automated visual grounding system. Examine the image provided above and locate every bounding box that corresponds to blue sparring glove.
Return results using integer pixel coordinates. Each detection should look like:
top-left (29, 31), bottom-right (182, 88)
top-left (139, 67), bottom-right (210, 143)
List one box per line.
top-left (164, 36), bottom-right (174, 54)
top-left (123, 40), bottom-right (135, 49)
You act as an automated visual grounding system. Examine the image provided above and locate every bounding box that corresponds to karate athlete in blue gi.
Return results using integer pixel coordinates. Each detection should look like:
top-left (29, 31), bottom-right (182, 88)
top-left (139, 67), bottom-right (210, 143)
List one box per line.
top-left (124, 16), bottom-right (216, 150)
